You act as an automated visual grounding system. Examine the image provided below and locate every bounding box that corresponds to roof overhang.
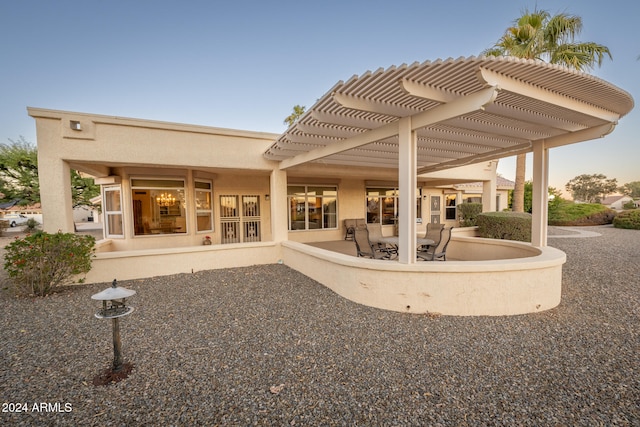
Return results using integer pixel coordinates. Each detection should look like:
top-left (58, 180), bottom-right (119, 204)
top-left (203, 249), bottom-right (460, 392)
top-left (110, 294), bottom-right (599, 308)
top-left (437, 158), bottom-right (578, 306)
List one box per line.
top-left (264, 56), bottom-right (634, 173)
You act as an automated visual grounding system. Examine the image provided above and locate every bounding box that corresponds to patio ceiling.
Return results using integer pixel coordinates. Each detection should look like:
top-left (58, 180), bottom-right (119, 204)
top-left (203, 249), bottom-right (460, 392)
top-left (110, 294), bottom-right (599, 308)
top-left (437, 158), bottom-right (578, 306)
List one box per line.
top-left (264, 56), bottom-right (634, 173)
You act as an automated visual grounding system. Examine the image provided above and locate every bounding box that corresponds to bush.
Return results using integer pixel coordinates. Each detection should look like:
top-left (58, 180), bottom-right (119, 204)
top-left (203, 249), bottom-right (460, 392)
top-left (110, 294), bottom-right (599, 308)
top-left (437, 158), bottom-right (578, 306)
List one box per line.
top-left (476, 211), bottom-right (532, 242)
top-left (548, 202), bottom-right (615, 226)
top-left (613, 210), bottom-right (640, 230)
top-left (457, 203), bottom-right (483, 227)
top-left (3, 231), bottom-right (95, 296)
top-left (25, 218), bottom-right (40, 232)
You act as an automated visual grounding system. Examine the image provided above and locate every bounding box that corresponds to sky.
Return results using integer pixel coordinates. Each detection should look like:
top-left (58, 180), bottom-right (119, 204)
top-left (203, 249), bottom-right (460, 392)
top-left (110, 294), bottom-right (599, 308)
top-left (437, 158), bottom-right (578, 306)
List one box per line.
top-left (1, 0), bottom-right (638, 195)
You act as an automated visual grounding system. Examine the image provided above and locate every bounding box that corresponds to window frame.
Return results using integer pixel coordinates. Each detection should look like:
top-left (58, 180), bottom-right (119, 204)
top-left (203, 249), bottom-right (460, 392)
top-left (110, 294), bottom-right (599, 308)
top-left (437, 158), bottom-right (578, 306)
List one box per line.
top-left (365, 187), bottom-right (422, 225)
top-left (287, 184), bottom-right (338, 231)
top-left (445, 193), bottom-right (458, 221)
top-left (194, 179), bottom-right (214, 233)
top-left (130, 177), bottom-right (187, 236)
top-left (103, 185), bottom-right (124, 238)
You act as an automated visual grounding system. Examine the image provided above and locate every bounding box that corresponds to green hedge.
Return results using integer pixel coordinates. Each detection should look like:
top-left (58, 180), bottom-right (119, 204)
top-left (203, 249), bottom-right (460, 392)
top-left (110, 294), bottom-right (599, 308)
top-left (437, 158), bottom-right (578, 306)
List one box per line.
top-left (548, 202), bottom-right (615, 226)
top-left (457, 203), bottom-right (483, 227)
top-left (612, 209), bottom-right (640, 230)
top-left (476, 211), bottom-right (531, 242)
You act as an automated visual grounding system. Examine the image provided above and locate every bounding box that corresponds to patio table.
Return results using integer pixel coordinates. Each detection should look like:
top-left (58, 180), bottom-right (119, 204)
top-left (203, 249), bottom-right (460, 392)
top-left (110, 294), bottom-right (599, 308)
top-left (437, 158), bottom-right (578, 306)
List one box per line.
top-left (374, 236), bottom-right (434, 247)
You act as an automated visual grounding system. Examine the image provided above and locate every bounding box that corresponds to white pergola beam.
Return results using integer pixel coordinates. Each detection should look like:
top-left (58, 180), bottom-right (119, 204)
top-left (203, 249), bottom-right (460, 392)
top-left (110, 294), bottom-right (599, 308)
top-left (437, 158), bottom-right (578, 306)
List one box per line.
top-left (399, 79), bottom-right (457, 103)
top-left (417, 141), bottom-right (532, 174)
top-left (279, 121), bottom-right (398, 169)
top-left (478, 68), bottom-right (621, 122)
top-left (280, 86), bottom-right (500, 170)
top-left (542, 123), bottom-right (616, 149)
top-left (333, 93), bottom-right (415, 117)
top-left (410, 86), bottom-right (500, 130)
top-left (310, 111), bottom-right (382, 129)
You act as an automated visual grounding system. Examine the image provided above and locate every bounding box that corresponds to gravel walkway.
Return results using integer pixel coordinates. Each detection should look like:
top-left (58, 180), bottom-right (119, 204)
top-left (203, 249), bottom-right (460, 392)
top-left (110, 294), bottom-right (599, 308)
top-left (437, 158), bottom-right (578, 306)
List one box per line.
top-left (1, 225), bottom-right (638, 426)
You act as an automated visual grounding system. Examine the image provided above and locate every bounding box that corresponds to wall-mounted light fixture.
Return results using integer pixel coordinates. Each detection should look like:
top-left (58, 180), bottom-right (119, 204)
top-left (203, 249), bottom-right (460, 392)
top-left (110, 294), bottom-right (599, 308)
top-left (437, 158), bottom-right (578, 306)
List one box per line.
top-left (265, 194), bottom-right (270, 201)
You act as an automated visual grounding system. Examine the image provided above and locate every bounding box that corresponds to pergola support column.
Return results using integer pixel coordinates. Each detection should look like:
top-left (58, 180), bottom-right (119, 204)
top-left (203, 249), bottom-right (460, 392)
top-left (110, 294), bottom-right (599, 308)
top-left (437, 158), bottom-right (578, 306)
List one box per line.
top-left (531, 141), bottom-right (549, 247)
top-left (398, 117), bottom-right (417, 264)
top-left (270, 169), bottom-right (288, 244)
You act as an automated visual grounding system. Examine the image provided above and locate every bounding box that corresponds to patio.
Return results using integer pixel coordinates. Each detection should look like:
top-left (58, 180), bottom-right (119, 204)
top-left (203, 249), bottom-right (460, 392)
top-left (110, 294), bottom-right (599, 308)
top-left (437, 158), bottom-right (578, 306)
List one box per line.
top-left (0, 226), bottom-right (637, 425)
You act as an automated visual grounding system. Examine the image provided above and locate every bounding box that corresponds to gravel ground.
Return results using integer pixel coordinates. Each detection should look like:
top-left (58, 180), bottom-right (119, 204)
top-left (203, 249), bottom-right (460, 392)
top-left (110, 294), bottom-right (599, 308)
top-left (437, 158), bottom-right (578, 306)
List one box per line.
top-left (0, 225), bottom-right (638, 426)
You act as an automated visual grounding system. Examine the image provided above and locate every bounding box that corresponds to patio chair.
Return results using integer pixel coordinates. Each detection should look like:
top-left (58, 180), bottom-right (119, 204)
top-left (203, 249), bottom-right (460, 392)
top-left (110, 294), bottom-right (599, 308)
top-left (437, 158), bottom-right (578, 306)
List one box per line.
top-left (420, 223), bottom-right (445, 250)
top-left (367, 223), bottom-right (398, 257)
top-left (417, 226), bottom-right (453, 261)
top-left (354, 227), bottom-right (393, 260)
top-left (344, 219), bottom-right (357, 240)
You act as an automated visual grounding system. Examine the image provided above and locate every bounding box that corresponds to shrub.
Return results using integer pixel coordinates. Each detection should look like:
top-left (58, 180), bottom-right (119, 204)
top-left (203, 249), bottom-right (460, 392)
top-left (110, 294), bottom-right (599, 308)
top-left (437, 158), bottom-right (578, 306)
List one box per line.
top-left (476, 211), bottom-right (532, 242)
top-left (548, 202), bottom-right (615, 226)
top-left (3, 231), bottom-right (95, 296)
top-left (457, 203), bottom-right (483, 227)
top-left (613, 210), bottom-right (640, 230)
top-left (25, 218), bottom-right (40, 232)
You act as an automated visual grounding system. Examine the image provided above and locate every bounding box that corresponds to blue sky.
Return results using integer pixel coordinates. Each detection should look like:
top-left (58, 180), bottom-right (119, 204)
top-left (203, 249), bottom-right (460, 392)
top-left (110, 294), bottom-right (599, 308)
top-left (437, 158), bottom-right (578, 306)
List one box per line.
top-left (1, 0), bottom-right (638, 194)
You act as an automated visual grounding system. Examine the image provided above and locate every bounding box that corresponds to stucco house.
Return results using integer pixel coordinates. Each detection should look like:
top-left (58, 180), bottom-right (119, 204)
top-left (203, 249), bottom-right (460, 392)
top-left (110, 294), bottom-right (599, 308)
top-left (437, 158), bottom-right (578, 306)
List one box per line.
top-left (601, 195), bottom-right (636, 211)
top-left (30, 56), bottom-right (633, 316)
top-left (437, 176), bottom-right (515, 213)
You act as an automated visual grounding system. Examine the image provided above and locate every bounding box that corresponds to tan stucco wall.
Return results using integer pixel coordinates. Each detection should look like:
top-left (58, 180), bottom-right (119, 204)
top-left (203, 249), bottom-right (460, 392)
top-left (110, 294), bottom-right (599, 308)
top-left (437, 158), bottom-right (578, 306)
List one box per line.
top-left (87, 242), bottom-right (282, 284)
top-left (282, 240), bottom-right (565, 316)
top-left (29, 107), bottom-right (280, 236)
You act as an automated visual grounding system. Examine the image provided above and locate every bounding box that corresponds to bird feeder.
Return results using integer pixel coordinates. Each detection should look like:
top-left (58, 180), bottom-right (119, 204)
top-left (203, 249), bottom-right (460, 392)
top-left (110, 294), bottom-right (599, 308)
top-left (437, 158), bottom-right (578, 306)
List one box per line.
top-left (91, 279), bottom-right (136, 372)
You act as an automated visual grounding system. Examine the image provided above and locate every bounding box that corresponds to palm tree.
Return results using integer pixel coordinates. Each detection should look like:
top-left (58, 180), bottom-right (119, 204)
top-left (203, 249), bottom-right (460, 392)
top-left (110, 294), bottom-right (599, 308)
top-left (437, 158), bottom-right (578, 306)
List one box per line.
top-left (483, 8), bottom-right (611, 212)
top-left (283, 105), bottom-right (306, 127)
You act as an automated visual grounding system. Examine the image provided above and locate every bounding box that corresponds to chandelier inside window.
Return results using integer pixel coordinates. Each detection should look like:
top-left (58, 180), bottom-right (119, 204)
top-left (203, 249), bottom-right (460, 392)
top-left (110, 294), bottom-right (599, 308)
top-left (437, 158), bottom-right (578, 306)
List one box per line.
top-left (156, 193), bottom-right (176, 207)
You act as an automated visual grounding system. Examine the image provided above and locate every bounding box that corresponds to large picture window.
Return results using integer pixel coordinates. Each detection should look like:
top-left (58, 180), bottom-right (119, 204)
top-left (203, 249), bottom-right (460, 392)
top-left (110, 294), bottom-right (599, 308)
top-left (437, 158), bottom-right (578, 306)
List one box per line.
top-left (288, 185), bottom-right (337, 231)
top-left (131, 178), bottom-right (186, 236)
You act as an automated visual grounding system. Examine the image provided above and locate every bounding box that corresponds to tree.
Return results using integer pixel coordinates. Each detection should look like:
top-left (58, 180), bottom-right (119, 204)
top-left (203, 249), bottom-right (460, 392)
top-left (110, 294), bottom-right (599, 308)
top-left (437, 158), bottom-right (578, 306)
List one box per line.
top-left (71, 171), bottom-right (101, 208)
top-left (619, 181), bottom-right (640, 198)
top-left (283, 105), bottom-right (306, 127)
top-left (565, 174), bottom-right (618, 203)
top-left (0, 137), bottom-right (40, 205)
top-left (0, 137), bottom-right (100, 207)
top-left (483, 8), bottom-right (612, 212)
top-left (512, 153), bottom-right (526, 212)
top-left (509, 181), bottom-right (561, 213)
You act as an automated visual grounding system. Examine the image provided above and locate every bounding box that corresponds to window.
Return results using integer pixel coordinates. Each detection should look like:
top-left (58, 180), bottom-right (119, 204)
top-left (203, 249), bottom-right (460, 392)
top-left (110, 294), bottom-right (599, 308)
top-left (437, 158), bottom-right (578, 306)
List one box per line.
top-left (103, 186), bottom-right (123, 238)
top-left (366, 188), bottom-right (397, 225)
top-left (366, 188), bottom-right (422, 225)
top-left (445, 193), bottom-right (457, 220)
top-left (131, 178), bottom-right (186, 236)
top-left (288, 185), bottom-right (337, 231)
top-left (195, 180), bottom-right (213, 232)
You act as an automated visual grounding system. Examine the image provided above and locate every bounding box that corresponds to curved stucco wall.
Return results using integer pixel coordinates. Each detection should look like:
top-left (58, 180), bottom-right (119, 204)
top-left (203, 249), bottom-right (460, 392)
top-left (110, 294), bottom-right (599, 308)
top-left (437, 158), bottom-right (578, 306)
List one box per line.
top-left (282, 239), bottom-right (566, 316)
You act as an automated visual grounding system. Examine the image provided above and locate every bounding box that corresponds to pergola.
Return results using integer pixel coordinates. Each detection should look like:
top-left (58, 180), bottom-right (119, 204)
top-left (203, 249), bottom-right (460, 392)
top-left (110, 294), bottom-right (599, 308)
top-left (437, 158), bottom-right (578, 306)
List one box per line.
top-left (264, 56), bottom-right (634, 263)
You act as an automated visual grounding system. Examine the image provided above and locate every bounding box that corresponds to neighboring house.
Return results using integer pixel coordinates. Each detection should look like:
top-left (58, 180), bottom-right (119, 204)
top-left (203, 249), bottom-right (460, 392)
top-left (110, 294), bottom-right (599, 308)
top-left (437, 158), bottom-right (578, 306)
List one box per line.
top-left (601, 195), bottom-right (636, 211)
top-left (2, 203), bottom-right (43, 224)
top-left (438, 176), bottom-right (515, 213)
